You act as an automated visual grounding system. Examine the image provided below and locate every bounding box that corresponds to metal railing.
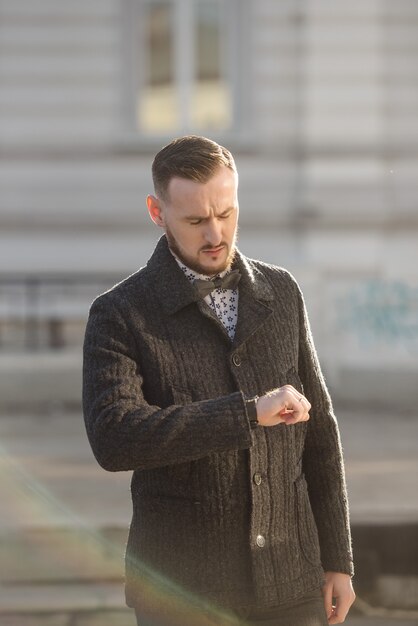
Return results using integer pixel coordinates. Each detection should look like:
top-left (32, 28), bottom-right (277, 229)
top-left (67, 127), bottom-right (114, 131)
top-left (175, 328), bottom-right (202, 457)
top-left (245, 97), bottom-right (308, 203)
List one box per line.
top-left (0, 274), bottom-right (123, 351)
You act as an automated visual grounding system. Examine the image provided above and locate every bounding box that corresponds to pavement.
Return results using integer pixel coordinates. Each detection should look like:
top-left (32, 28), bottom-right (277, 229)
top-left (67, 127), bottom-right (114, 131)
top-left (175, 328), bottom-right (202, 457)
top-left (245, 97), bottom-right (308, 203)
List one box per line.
top-left (0, 406), bottom-right (417, 625)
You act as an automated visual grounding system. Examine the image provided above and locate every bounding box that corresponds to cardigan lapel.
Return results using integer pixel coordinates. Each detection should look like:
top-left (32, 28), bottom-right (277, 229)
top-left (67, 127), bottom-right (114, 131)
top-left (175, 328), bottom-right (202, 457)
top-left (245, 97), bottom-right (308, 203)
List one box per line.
top-left (144, 236), bottom-right (201, 315)
top-left (196, 298), bottom-right (231, 342)
top-left (232, 252), bottom-right (275, 349)
top-left (146, 236), bottom-right (232, 340)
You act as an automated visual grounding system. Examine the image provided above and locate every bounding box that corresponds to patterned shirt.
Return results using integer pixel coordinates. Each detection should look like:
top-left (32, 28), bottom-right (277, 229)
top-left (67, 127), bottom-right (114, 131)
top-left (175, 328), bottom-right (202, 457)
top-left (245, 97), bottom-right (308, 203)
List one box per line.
top-left (173, 256), bottom-right (239, 341)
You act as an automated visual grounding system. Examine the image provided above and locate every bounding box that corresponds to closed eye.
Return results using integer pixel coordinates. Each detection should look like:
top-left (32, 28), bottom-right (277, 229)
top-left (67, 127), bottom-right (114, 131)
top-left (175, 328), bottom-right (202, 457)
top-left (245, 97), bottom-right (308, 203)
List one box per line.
top-left (187, 209), bottom-right (234, 225)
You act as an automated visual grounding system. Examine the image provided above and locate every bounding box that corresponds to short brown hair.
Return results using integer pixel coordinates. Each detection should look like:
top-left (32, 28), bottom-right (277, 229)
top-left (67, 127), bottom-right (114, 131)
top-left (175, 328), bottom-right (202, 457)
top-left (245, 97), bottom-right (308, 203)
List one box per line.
top-left (152, 135), bottom-right (237, 201)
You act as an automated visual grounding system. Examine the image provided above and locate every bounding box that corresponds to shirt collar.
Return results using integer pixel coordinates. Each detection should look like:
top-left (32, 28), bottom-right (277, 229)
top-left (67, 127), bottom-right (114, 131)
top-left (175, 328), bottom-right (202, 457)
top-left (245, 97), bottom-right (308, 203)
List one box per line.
top-left (170, 251), bottom-right (230, 283)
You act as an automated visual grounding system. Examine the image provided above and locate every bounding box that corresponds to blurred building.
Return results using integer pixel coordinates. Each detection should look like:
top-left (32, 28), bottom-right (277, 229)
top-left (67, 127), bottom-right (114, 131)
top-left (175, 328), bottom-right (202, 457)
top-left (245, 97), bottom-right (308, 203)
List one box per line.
top-left (0, 0), bottom-right (417, 409)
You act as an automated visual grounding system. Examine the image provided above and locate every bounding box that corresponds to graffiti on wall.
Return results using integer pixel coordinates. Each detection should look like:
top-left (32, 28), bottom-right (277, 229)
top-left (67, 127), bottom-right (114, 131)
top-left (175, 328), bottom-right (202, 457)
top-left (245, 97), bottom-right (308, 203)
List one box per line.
top-left (338, 279), bottom-right (418, 352)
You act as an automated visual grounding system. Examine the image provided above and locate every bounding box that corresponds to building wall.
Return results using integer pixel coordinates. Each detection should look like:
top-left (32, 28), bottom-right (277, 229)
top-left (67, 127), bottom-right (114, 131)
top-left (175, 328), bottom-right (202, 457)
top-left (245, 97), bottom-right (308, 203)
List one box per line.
top-left (0, 0), bottom-right (417, 408)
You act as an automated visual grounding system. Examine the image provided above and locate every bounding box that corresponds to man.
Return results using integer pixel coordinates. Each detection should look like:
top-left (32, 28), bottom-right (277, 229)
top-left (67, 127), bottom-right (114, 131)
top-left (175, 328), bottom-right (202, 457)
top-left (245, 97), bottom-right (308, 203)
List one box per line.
top-left (83, 136), bottom-right (355, 625)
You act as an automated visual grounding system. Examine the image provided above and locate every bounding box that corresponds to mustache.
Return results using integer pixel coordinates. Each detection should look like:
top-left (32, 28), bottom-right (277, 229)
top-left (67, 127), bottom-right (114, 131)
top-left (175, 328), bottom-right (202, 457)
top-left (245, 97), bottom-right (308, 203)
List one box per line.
top-left (200, 244), bottom-right (227, 252)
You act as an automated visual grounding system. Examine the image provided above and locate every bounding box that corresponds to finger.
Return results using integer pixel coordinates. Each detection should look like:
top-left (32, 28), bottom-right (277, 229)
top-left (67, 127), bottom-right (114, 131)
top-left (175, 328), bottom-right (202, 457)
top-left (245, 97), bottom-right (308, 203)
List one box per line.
top-left (329, 594), bottom-right (351, 624)
top-left (284, 397), bottom-right (310, 423)
top-left (328, 610), bottom-right (342, 625)
top-left (322, 582), bottom-right (334, 621)
top-left (276, 387), bottom-right (310, 423)
top-left (298, 397), bottom-right (311, 421)
top-left (283, 411), bottom-right (310, 426)
top-left (286, 387), bottom-right (311, 413)
top-left (298, 396), bottom-right (311, 422)
top-left (283, 397), bottom-right (306, 421)
top-left (280, 397), bottom-right (310, 421)
top-left (300, 395), bottom-right (311, 412)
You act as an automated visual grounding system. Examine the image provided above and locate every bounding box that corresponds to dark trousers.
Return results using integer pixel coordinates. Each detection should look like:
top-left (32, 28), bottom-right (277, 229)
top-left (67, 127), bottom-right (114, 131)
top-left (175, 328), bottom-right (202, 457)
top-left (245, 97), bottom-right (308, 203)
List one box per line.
top-left (135, 588), bottom-right (328, 626)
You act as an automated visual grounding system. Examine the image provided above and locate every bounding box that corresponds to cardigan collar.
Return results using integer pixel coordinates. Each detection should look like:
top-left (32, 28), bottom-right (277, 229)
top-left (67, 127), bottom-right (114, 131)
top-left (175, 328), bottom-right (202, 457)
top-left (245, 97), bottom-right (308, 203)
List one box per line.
top-left (145, 235), bottom-right (274, 316)
top-left (144, 235), bottom-right (201, 315)
top-left (144, 235), bottom-right (274, 346)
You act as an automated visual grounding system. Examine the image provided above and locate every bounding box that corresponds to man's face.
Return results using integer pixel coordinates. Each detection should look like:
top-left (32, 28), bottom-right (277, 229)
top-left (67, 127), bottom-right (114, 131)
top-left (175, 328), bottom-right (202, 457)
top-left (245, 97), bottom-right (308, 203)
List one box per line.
top-left (148, 166), bottom-right (239, 276)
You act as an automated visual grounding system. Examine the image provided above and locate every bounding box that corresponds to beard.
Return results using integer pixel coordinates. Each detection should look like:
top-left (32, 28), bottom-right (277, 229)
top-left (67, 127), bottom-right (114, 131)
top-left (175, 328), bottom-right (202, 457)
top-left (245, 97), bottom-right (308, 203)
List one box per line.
top-left (165, 226), bottom-right (238, 276)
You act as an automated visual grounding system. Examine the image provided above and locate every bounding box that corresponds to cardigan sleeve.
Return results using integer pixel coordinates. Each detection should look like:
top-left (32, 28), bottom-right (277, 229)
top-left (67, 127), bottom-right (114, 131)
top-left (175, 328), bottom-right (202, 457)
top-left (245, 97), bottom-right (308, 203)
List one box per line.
top-left (296, 282), bottom-right (354, 577)
top-left (82, 295), bottom-right (253, 473)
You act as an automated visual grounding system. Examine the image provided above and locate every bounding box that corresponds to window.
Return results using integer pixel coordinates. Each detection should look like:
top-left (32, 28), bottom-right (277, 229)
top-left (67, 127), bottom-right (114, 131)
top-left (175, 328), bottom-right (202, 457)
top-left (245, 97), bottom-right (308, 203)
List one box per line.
top-left (126, 0), bottom-right (245, 137)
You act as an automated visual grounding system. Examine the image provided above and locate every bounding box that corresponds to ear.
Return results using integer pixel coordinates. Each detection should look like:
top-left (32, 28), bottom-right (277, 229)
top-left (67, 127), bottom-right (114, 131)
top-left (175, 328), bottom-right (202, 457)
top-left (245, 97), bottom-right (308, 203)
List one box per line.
top-left (147, 194), bottom-right (165, 228)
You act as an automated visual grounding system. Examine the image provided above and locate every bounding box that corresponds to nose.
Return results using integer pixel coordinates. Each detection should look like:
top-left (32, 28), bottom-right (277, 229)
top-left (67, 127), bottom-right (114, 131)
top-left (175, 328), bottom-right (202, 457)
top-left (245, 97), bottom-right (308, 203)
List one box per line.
top-left (204, 219), bottom-right (222, 247)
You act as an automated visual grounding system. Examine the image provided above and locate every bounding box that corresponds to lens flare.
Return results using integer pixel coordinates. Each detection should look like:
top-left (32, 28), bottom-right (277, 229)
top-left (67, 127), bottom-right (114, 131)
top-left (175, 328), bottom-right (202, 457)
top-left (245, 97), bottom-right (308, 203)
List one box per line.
top-left (0, 442), bottom-right (246, 624)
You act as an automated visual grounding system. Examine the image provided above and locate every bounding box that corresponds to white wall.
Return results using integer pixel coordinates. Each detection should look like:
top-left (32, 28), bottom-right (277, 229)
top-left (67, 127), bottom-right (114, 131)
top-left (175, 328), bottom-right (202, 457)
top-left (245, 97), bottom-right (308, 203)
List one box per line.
top-left (0, 0), bottom-right (417, 409)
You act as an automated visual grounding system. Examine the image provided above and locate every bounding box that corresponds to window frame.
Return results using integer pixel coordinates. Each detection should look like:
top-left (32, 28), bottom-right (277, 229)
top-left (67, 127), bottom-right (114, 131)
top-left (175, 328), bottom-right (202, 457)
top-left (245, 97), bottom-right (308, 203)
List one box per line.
top-left (119, 0), bottom-right (252, 148)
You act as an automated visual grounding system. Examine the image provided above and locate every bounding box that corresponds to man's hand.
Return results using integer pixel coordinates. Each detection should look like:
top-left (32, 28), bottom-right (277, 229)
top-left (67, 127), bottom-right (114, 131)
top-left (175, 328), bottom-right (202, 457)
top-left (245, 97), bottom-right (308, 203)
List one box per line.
top-left (322, 572), bottom-right (355, 624)
top-left (255, 385), bottom-right (311, 427)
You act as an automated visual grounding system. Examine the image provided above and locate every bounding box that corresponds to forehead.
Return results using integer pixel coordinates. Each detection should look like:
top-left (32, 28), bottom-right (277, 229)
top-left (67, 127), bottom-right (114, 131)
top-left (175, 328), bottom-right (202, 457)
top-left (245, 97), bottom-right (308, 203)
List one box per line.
top-left (166, 167), bottom-right (238, 209)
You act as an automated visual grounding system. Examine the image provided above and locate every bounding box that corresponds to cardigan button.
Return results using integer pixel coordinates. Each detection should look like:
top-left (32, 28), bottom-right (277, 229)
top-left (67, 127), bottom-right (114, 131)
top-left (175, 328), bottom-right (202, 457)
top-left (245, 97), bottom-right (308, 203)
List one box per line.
top-left (253, 472), bottom-right (262, 486)
top-left (256, 534), bottom-right (265, 548)
top-left (232, 353), bottom-right (241, 367)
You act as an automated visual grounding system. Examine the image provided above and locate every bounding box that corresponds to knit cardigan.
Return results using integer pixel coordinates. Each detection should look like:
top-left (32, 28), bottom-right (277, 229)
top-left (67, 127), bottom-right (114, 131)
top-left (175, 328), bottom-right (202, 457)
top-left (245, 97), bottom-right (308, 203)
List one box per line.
top-left (83, 235), bottom-right (353, 618)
